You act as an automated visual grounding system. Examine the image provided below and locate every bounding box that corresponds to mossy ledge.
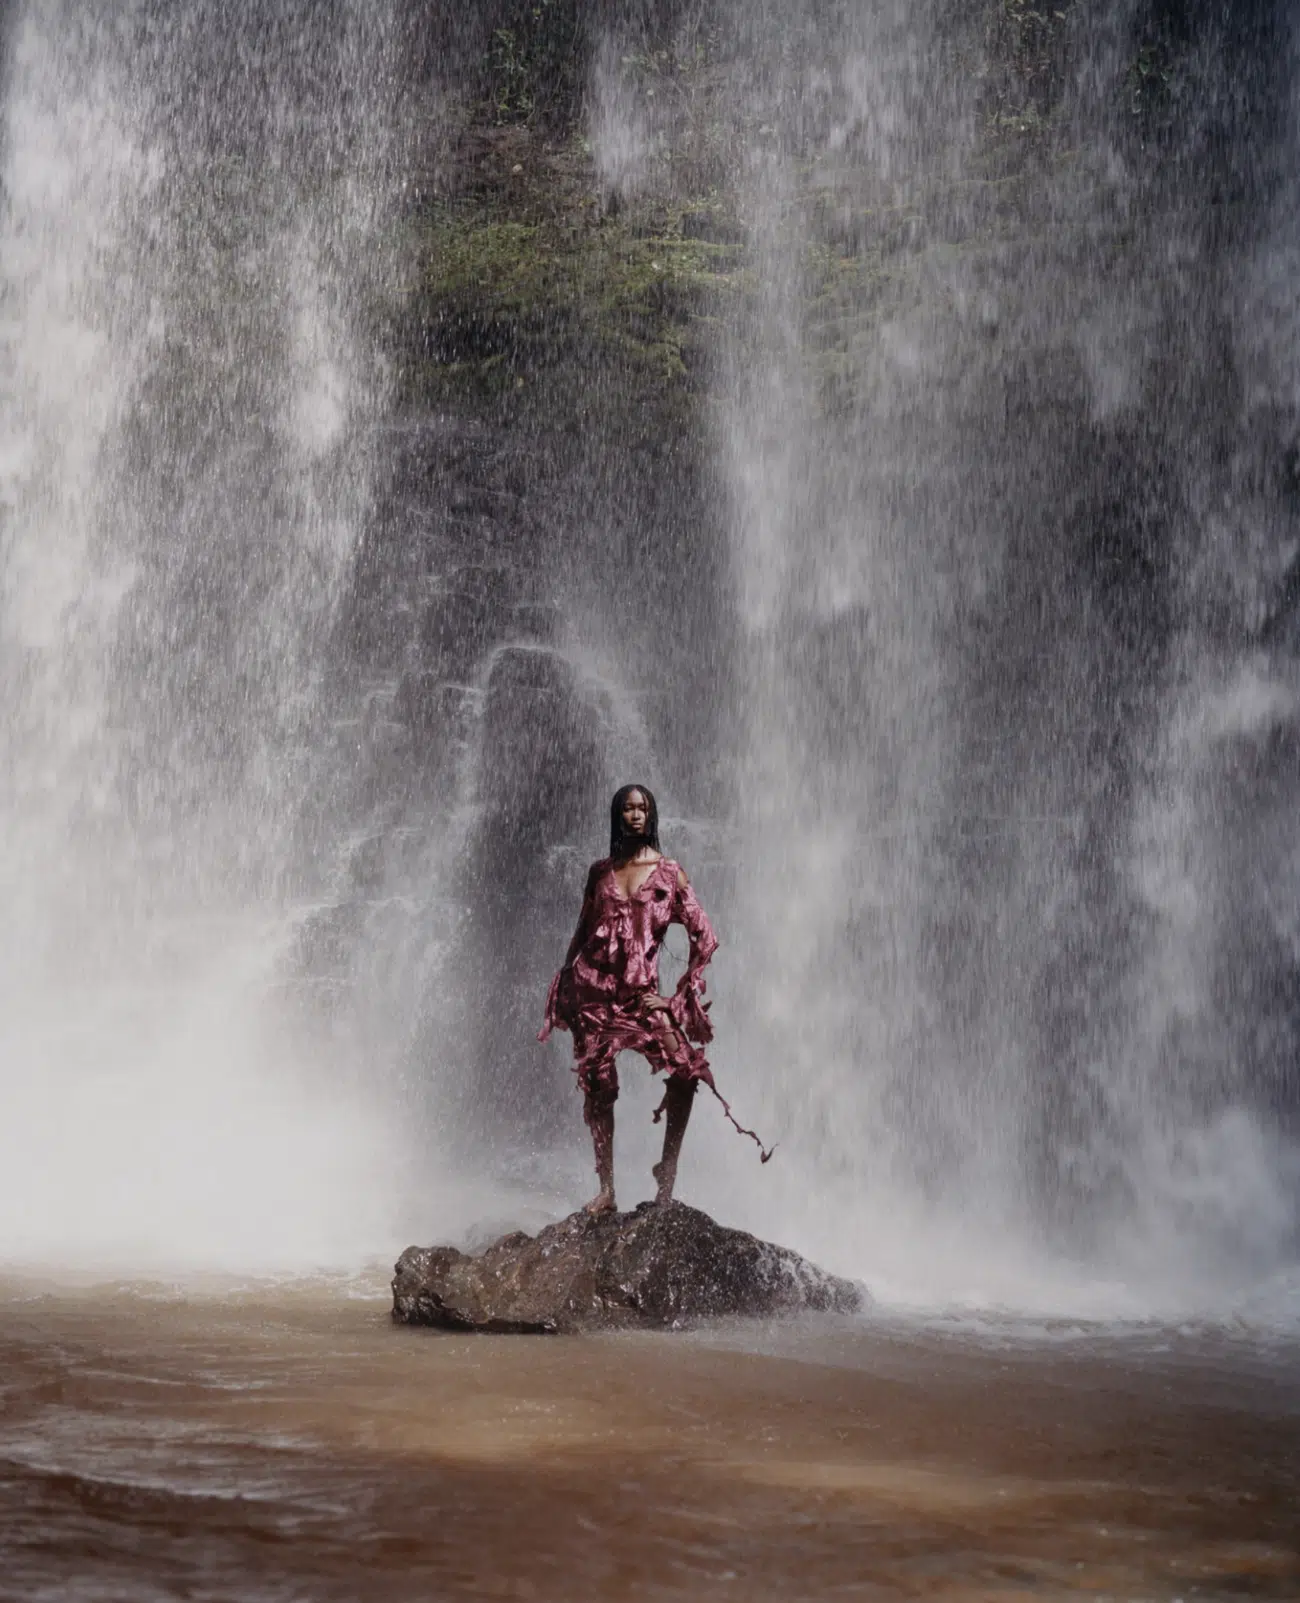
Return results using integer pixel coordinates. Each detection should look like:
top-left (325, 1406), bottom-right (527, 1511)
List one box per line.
top-left (392, 125), bottom-right (748, 425)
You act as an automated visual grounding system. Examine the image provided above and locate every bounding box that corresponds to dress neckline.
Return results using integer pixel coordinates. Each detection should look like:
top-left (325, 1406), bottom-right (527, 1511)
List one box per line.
top-left (607, 855), bottom-right (668, 903)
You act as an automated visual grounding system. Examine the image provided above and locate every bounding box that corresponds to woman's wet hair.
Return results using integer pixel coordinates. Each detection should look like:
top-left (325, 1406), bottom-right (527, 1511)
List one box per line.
top-left (609, 783), bottom-right (660, 860)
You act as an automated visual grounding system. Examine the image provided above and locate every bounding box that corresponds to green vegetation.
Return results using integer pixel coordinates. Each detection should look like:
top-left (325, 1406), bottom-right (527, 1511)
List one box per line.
top-left (395, 128), bottom-right (749, 416)
top-left (485, 0), bottom-right (586, 127)
top-left (981, 0), bottom-right (1077, 131)
top-left (392, 2), bottom-right (1173, 425)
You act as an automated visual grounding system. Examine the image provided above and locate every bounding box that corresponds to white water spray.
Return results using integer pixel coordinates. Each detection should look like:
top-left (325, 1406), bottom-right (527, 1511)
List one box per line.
top-left (0, 2), bottom-right (413, 1273)
top-left (584, 6), bottom-right (1300, 1317)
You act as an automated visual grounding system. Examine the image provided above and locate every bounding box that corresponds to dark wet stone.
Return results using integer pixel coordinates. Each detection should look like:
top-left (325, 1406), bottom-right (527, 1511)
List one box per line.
top-left (680, 206), bottom-right (746, 246)
top-left (394, 670), bottom-right (477, 744)
top-left (417, 566), bottom-right (516, 676)
top-left (508, 600), bottom-right (563, 644)
top-left (391, 1202), bottom-right (865, 1335)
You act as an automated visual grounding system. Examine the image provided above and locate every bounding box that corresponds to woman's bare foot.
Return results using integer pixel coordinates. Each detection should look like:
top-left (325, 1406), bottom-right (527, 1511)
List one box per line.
top-left (651, 1161), bottom-right (676, 1206)
top-left (584, 1189), bottom-right (617, 1217)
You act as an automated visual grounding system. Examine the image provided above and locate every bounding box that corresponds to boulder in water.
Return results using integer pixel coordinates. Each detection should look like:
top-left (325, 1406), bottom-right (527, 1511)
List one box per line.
top-left (391, 1201), bottom-right (864, 1334)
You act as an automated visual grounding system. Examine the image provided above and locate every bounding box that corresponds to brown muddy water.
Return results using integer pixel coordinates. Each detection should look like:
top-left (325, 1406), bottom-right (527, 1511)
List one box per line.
top-left (1, 1275), bottom-right (1297, 1602)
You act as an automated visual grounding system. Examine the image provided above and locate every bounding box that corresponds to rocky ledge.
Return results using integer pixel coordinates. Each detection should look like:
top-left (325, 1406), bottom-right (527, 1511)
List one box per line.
top-left (391, 1201), bottom-right (864, 1334)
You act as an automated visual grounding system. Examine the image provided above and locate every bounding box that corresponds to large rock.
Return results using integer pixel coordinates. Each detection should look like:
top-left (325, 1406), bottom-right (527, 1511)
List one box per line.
top-left (391, 1201), bottom-right (865, 1334)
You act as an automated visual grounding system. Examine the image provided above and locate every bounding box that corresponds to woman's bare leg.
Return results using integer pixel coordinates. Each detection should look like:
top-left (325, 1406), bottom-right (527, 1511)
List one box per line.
top-left (652, 1076), bottom-right (696, 1205)
top-left (584, 1093), bottom-right (617, 1215)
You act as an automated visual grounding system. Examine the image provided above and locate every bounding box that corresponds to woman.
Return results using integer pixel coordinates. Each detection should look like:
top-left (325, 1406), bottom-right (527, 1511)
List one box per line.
top-left (540, 784), bottom-right (769, 1215)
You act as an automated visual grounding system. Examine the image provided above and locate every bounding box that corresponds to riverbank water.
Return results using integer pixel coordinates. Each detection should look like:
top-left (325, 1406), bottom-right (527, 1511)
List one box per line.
top-left (2, 1272), bottom-right (1297, 1601)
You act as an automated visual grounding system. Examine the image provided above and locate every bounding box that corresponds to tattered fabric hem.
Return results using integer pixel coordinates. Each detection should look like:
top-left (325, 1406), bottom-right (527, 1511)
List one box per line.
top-left (651, 1078), bottom-right (775, 1164)
top-left (549, 997), bottom-right (773, 1165)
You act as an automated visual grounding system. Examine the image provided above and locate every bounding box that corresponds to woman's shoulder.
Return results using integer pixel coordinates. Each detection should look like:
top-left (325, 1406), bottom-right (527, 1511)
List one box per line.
top-left (655, 856), bottom-right (690, 888)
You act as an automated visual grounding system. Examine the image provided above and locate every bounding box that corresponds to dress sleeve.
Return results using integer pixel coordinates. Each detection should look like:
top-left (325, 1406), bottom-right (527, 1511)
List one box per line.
top-left (668, 873), bottom-right (719, 1045)
top-left (539, 971), bottom-right (568, 1041)
top-left (539, 862), bottom-right (602, 1041)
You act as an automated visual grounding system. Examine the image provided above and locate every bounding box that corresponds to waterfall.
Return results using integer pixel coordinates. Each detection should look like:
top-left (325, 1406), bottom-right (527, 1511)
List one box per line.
top-left (0, 1), bottom-right (409, 1270)
top-left (658, 1), bottom-right (1300, 1305)
top-left (1, 1), bottom-right (1296, 1312)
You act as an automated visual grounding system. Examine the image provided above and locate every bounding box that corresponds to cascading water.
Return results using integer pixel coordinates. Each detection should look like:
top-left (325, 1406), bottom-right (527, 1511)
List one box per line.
top-left (663, 1), bottom-right (1300, 1309)
top-left (1, 0), bottom-right (1296, 1319)
top-left (0, 1), bottom-right (413, 1270)
top-left (3, 16), bottom-right (1300, 1601)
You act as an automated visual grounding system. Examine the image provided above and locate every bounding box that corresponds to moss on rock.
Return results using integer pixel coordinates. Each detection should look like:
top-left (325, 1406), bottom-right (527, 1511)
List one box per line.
top-left (392, 123), bottom-right (750, 426)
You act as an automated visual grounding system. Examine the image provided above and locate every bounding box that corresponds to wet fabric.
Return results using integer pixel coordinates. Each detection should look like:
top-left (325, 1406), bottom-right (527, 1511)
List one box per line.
top-left (540, 857), bottom-right (771, 1159)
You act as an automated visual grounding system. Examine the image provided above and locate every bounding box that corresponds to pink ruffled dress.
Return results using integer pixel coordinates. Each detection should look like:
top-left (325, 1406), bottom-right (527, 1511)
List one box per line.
top-left (539, 857), bottom-right (770, 1156)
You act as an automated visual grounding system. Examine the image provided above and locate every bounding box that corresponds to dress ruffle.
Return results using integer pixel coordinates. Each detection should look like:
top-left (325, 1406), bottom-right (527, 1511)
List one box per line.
top-left (540, 857), bottom-right (771, 1161)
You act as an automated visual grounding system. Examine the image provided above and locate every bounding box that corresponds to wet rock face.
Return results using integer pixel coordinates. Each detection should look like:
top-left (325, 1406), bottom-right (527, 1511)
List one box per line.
top-left (391, 1202), bottom-right (865, 1334)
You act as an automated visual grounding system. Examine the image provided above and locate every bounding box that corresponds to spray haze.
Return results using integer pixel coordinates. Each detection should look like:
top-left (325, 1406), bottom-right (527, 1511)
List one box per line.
top-left (0, 1), bottom-right (410, 1271)
top-left (0, 1), bottom-right (1297, 1316)
top-left (667, 0), bottom-right (1300, 1304)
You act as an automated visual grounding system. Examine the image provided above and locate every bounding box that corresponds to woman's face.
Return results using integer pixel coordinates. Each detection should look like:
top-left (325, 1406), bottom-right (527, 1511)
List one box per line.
top-left (621, 789), bottom-right (650, 840)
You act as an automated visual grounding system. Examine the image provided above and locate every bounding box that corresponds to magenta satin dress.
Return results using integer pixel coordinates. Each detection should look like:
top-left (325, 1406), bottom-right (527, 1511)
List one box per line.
top-left (539, 857), bottom-right (770, 1157)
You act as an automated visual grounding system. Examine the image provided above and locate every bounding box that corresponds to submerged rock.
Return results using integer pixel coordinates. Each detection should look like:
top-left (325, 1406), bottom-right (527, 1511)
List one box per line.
top-left (391, 1201), bottom-right (864, 1334)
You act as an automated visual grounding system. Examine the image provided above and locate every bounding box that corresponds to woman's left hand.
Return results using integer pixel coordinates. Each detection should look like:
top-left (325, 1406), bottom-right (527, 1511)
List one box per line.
top-left (639, 993), bottom-right (672, 1015)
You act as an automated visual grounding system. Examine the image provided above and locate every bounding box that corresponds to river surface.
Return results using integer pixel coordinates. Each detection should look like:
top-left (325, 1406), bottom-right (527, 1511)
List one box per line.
top-left (2, 1273), bottom-right (1297, 1602)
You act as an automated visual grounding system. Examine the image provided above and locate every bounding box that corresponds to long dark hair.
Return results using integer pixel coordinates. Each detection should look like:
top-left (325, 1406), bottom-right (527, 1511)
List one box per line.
top-left (609, 783), bottom-right (660, 860)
